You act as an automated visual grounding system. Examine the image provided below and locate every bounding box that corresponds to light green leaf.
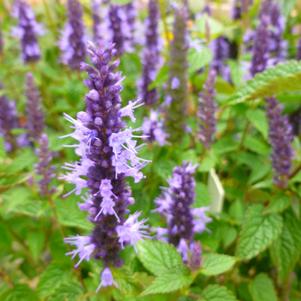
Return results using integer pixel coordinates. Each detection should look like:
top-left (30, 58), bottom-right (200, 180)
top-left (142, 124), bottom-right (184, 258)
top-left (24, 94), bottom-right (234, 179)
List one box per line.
top-left (208, 169), bottom-right (224, 213)
top-left (48, 282), bottom-right (83, 301)
top-left (200, 284), bottom-right (238, 301)
top-left (249, 273), bottom-right (277, 301)
top-left (137, 240), bottom-right (186, 276)
top-left (142, 270), bottom-right (192, 295)
top-left (270, 210), bottom-right (301, 281)
top-left (188, 47), bottom-right (212, 74)
top-left (246, 109), bottom-right (268, 140)
top-left (201, 254), bottom-right (236, 276)
top-left (263, 195), bottom-right (291, 214)
top-left (228, 61), bottom-right (301, 105)
top-left (236, 205), bottom-right (283, 260)
top-left (193, 15), bottom-right (224, 39)
top-left (2, 285), bottom-right (39, 301)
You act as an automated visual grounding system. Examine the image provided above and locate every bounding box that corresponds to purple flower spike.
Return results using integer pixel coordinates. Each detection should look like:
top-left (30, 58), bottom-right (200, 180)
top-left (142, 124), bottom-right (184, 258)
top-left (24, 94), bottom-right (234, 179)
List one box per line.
top-left (12, 0), bottom-right (43, 63)
top-left (165, 5), bottom-right (189, 143)
top-left (139, 0), bottom-right (161, 106)
top-left (62, 43), bottom-right (149, 290)
top-left (36, 134), bottom-right (56, 196)
top-left (108, 5), bottom-right (126, 56)
top-left (0, 90), bottom-right (19, 152)
top-left (123, 2), bottom-right (136, 50)
top-left (59, 0), bottom-right (86, 70)
top-left (26, 73), bottom-right (44, 142)
top-left (142, 110), bottom-right (168, 146)
top-left (198, 69), bottom-right (217, 149)
top-left (210, 37), bottom-right (231, 81)
top-left (0, 27), bottom-right (3, 55)
top-left (266, 97), bottom-right (293, 188)
top-left (155, 162), bottom-right (211, 263)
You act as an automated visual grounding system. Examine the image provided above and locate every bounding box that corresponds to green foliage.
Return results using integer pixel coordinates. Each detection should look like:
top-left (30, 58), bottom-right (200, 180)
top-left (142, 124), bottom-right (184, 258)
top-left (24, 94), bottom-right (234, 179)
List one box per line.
top-left (249, 274), bottom-right (278, 301)
top-left (236, 205), bottom-right (283, 260)
top-left (200, 285), bottom-right (238, 301)
top-left (228, 61), bottom-right (301, 104)
top-left (200, 254), bottom-right (236, 276)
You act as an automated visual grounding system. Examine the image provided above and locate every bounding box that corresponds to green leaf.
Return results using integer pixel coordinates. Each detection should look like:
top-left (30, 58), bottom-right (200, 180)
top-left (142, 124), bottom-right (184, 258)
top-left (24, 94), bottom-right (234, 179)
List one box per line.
top-left (37, 264), bottom-right (72, 299)
top-left (263, 195), bottom-right (291, 214)
top-left (246, 109), bottom-right (268, 140)
top-left (2, 285), bottom-right (39, 301)
top-left (137, 240), bottom-right (185, 276)
top-left (200, 254), bottom-right (236, 276)
top-left (249, 273), bottom-right (277, 301)
top-left (236, 205), bottom-right (283, 260)
top-left (142, 269), bottom-right (193, 295)
top-left (48, 282), bottom-right (83, 301)
top-left (200, 285), bottom-right (238, 301)
top-left (188, 47), bottom-right (212, 74)
top-left (228, 61), bottom-right (301, 104)
top-left (193, 15), bottom-right (224, 39)
top-left (270, 210), bottom-right (301, 281)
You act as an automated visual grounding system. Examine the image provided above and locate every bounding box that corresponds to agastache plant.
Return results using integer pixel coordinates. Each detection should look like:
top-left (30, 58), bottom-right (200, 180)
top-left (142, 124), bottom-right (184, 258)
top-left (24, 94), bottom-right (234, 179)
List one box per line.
top-left (155, 162), bottom-right (211, 268)
top-left (108, 5), bottom-right (126, 56)
top-left (36, 134), bottom-right (56, 196)
top-left (0, 26), bottom-right (3, 55)
top-left (198, 69), bottom-right (217, 149)
top-left (139, 0), bottom-right (160, 106)
top-left (142, 110), bottom-right (168, 146)
top-left (12, 0), bottom-right (44, 63)
top-left (61, 43), bottom-right (149, 289)
top-left (0, 90), bottom-right (19, 152)
top-left (165, 5), bottom-right (189, 143)
top-left (123, 2), bottom-right (136, 50)
top-left (266, 97), bottom-right (293, 188)
top-left (59, 0), bottom-right (86, 70)
top-left (25, 73), bottom-right (44, 143)
top-left (91, 0), bottom-right (102, 45)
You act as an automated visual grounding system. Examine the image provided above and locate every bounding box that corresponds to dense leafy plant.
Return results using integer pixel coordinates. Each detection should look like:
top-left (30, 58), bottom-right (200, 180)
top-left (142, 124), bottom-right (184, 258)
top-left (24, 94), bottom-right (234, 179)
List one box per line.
top-left (0, 0), bottom-right (301, 300)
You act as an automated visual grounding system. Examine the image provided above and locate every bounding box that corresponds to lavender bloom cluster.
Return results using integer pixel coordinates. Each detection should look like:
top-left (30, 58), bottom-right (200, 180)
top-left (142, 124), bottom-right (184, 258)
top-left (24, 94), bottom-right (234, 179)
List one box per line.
top-left (59, 0), bottom-right (86, 70)
top-left (142, 110), bottom-right (167, 146)
top-left (266, 97), bottom-right (293, 188)
top-left (0, 91), bottom-right (19, 152)
top-left (26, 73), bottom-right (44, 143)
top-left (210, 37), bottom-right (231, 81)
top-left (108, 5), bottom-right (126, 56)
top-left (165, 6), bottom-right (189, 143)
top-left (36, 134), bottom-right (56, 196)
top-left (123, 2), bottom-right (136, 50)
top-left (12, 0), bottom-right (44, 63)
top-left (61, 43), bottom-right (149, 289)
top-left (139, 0), bottom-right (161, 106)
top-left (155, 162), bottom-right (211, 268)
top-left (198, 69), bottom-right (217, 149)
top-left (91, 0), bottom-right (103, 45)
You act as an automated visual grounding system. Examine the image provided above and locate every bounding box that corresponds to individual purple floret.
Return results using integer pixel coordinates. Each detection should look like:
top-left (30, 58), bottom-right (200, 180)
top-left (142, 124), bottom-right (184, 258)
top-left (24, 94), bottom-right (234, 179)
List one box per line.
top-left (155, 162), bottom-right (211, 265)
top-left (108, 5), bottom-right (126, 56)
top-left (36, 134), bottom-right (56, 196)
top-left (266, 98), bottom-right (293, 188)
top-left (25, 73), bottom-right (44, 142)
top-left (12, 0), bottom-right (43, 63)
top-left (139, 0), bottom-right (160, 106)
top-left (210, 37), bottom-right (231, 81)
top-left (165, 5), bottom-right (189, 143)
top-left (59, 0), bottom-right (86, 70)
top-left (61, 43), bottom-right (149, 289)
top-left (142, 110), bottom-right (168, 146)
top-left (0, 91), bottom-right (19, 152)
top-left (198, 69), bottom-right (217, 149)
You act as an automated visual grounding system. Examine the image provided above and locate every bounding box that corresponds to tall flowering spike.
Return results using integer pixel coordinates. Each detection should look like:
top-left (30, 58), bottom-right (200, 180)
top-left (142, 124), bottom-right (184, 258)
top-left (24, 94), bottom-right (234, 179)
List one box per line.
top-left (25, 73), bottom-right (44, 142)
top-left (123, 2), bottom-right (136, 50)
top-left (62, 43), bottom-right (149, 289)
top-left (232, 0), bottom-right (242, 20)
top-left (91, 0), bottom-right (102, 44)
top-left (12, 0), bottom-right (43, 63)
top-left (155, 162), bottom-right (211, 262)
top-left (59, 0), bottom-right (86, 70)
top-left (267, 2), bottom-right (287, 66)
top-left (249, 2), bottom-right (270, 76)
top-left (36, 134), bottom-right (56, 196)
top-left (165, 6), bottom-right (189, 143)
top-left (139, 0), bottom-right (161, 106)
top-left (198, 69), bottom-right (217, 149)
top-left (210, 37), bottom-right (231, 81)
top-left (142, 110), bottom-right (168, 146)
top-left (108, 5), bottom-right (125, 56)
top-left (0, 26), bottom-right (3, 55)
top-left (266, 97), bottom-right (293, 188)
top-left (0, 91), bottom-right (19, 152)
